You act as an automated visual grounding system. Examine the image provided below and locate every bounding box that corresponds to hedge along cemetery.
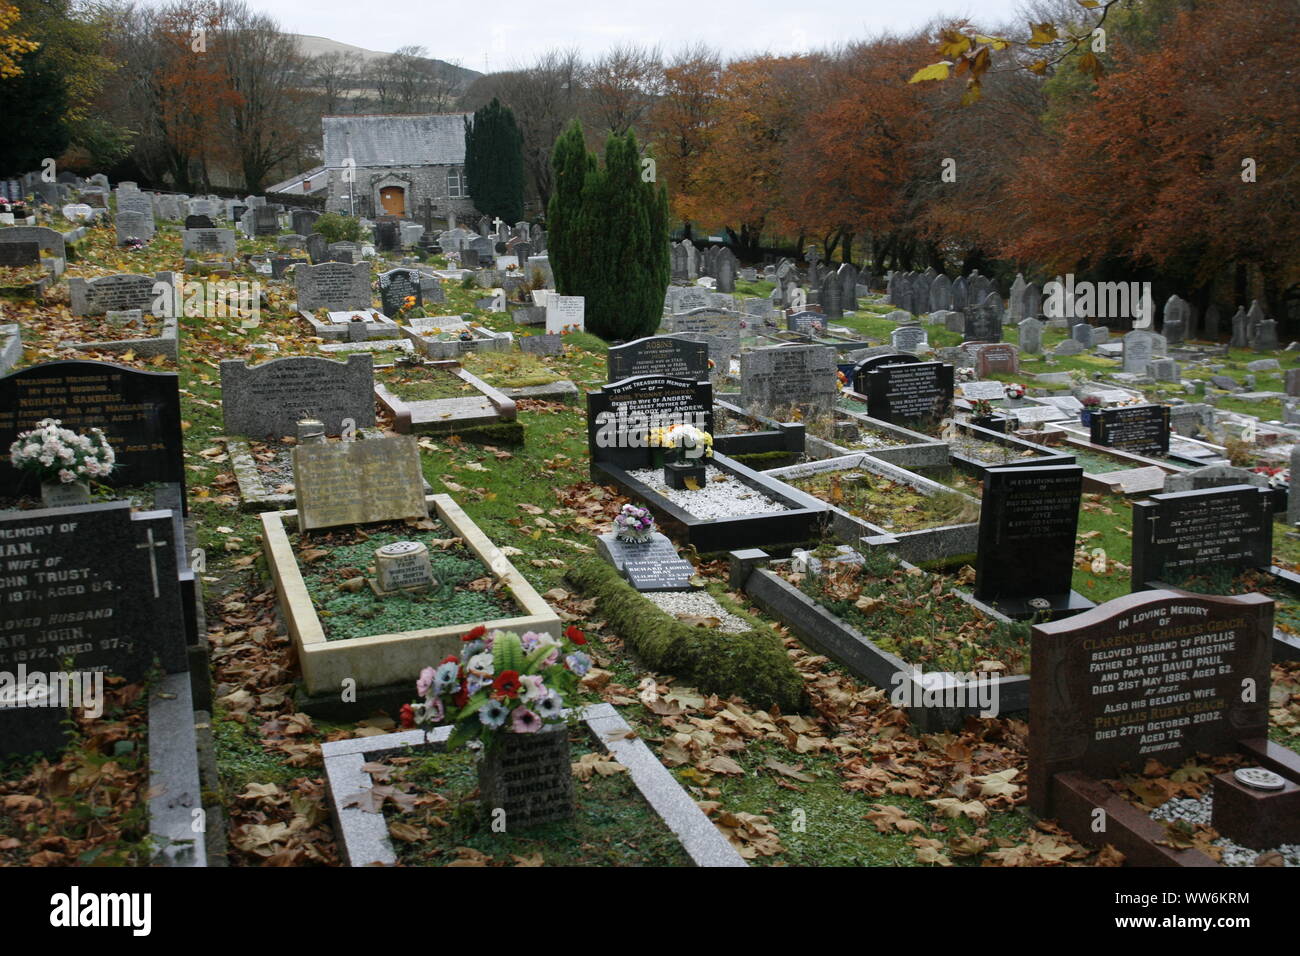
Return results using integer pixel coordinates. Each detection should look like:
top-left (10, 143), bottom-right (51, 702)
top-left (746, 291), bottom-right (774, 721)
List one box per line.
top-left (0, 0), bottom-right (1297, 880)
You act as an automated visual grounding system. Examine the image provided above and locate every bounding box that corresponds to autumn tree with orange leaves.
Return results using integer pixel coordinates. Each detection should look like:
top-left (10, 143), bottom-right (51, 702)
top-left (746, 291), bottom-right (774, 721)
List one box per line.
top-left (999, 0), bottom-right (1300, 317)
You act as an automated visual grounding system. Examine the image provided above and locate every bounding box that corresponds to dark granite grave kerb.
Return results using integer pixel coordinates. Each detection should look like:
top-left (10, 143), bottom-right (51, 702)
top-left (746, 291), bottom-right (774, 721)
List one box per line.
top-left (712, 397), bottom-right (805, 457)
top-left (805, 408), bottom-right (948, 469)
top-left (591, 452), bottom-right (828, 555)
top-left (322, 704), bottom-right (747, 867)
top-left (765, 454), bottom-right (981, 565)
top-left (733, 552), bottom-right (1026, 733)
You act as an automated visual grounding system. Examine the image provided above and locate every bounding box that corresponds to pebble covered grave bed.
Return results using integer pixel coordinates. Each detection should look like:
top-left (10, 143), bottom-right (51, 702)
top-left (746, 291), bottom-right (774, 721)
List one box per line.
top-left (625, 465), bottom-right (792, 518)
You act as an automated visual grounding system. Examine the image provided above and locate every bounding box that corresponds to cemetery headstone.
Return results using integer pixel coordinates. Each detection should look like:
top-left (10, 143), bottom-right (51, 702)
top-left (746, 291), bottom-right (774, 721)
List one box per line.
top-left (293, 435), bottom-right (428, 531)
top-left (587, 375), bottom-right (713, 470)
top-left (545, 295), bottom-right (585, 334)
top-left (963, 293), bottom-right (1003, 342)
top-left (1130, 484), bottom-right (1273, 589)
top-left (220, 354), bottom-right (375, 438)
top-left (0, 501), bottom-right (188, 690)
top-left (739, 344), bottom-right (838, 419)
top-left (377, 268), bottom-right (422, 316)
top-left (1089, 404), bottom-right (1170, 457)
top-left (859, 360), bottom-right (954, 428)
top-left (182, 228), bottom-right (236, 257)
top-left (295, 261), bottom-right (371, 311)
top-left (975, 464), bottom-right (1086, 618)
top-left (1028, 589), bottom-right (1272, 815)
top-left (607, 336), bottom-right (708, 383)
top-left (0, 360), bottom-right (184, 496)
top-left (1018, 317), bottom-right (1044, 355)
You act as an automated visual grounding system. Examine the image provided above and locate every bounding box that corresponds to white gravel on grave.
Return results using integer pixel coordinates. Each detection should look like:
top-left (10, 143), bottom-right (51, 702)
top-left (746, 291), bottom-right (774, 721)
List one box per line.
top-left (643, 590), bottom-right (751, 633)
top-left (626, 465), bottom-right (791, 518)
top-left (1149, 794), bottom-right (1300, 866)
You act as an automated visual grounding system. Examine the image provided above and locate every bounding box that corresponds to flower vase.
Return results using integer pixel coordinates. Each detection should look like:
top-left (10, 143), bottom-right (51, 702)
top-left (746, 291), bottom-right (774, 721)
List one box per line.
top-left (40, 480), bottom-right (90, 509)
top-left (477, 722), bottom-right (573, 828)
top-left (1080, 410), bottom-right (1094, 427)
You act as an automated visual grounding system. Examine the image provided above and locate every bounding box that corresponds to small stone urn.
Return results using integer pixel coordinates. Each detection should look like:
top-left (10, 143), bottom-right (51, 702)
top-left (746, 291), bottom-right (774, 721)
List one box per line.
top-left (40, 479), bottom-right (90, 509)
top-left (373, 540), bottom-right (437, 593)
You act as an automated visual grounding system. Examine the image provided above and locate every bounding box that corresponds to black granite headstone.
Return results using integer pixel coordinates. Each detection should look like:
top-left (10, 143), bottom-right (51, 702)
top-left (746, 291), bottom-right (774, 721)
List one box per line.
top-left (587, 375), bottom-right (713, 470)
top-left (0, 501), bottom-right (188, 682)
top-left (861, 360), bottom-right (953, 428)
top-left (0, 361), bottom-right (185, 501)
top-left (607, 336), bottom-right (709, 383)
top-left (850, 353), bottom-right (919, 394)
top-left (1089, 404), bottom-right (1170, 457)
top-left (1131, 484), bottom-right (1273, 589)
top-left (271, 256), bottom-right (307, 280)
top-left (377, 268), bottom-right (423, 316)
top-left (975, 464), bottom-right (1089, 618)
top-left (374, 221), bottom-right (400, 252)
top-left (0, 241), bottom-right (40, 267)
top-left (184, 215), bottom-right (215, 230)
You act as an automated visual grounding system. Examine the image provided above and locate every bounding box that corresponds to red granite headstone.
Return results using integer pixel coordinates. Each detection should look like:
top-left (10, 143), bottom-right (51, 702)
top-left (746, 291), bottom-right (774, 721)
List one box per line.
top-left (1028, 589), bottom-right (1272, 815)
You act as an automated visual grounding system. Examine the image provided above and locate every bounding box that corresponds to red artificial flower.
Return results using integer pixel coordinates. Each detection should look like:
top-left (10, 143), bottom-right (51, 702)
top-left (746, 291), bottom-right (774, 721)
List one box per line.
top-left (399, 703), bottom-right (415, 729)
top-left (462, 624), bottom-right (487, 642)
top-left (565, 624), bottom-right (587, 646)
top-left (493, 670), bottom-right (521, 699)
top-left (441, 654), bottom-right (459, 666)
top-left (454, 682), bottom-right (470, 709)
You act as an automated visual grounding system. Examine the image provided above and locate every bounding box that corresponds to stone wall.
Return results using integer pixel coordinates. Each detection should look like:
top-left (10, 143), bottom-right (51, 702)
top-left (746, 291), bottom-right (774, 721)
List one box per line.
top-left (325, 165), bottom-right (476, 220)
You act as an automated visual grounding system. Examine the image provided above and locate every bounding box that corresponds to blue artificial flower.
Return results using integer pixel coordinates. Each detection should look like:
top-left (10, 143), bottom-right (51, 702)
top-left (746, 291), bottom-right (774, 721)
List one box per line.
top-left (565, 652), bottom-right (591, 677)
top-left (434, 661), bottom-right (460, 695)
top-left (537, 691), bottom-right (563, 719)
top-left (480, 698), bottom-right (509, 729)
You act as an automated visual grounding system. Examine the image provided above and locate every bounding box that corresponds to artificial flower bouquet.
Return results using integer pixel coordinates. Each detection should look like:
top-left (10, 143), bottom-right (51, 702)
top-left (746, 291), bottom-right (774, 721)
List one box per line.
top-left (8, 418), bottom-right (116, 485)
top-left (650, 423), bottom-right (713, 459)
top-left (1005, 383), bottom-right (1025, 400)
top-left (402, 624), bottom-right (591, 750)
top-left (613, 503), bottom-right (656, 543)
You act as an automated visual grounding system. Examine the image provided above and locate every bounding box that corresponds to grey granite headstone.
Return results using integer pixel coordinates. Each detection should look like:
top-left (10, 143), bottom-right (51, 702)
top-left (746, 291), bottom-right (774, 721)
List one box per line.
top-left (219, 354), bottom-right (376, 437)
top-left (182, 228), bottom-right (236, 256)
top-left (1018, 317), bottom-right (1043, 355)
top-left (296, 261), bottom-right (371, 311)
top-left (739, 344), bottom-right (838, 419)
top-left (69, 271), bottom-right (175, 316)
top-left (1122, 329), bottom-right (1158, 373)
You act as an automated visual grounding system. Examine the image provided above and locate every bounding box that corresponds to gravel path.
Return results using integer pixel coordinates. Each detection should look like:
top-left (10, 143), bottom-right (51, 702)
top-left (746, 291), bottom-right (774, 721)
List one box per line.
top-left (643, 590), bottom-right (751, 632)
top-left (626, 465), bottom-right (790, 518)
top-left (1150, 794), bottom-right (1300, 866)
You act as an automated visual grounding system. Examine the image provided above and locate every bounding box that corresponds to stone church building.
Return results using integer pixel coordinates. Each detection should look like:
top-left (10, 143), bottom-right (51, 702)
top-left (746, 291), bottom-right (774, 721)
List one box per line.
top-left (272, 113), bottom-right (477, 221)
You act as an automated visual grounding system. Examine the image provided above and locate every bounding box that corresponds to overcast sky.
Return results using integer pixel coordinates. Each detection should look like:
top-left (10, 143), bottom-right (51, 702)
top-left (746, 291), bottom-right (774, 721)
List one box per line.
top-left (250, 0), bottom-right (1030, 71)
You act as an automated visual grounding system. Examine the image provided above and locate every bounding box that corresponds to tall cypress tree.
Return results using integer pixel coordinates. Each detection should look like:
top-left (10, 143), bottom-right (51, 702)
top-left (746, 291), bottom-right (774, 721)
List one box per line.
top-left (463, 98), bottom-right (524, 223)
top-left (546, 119), bottom-right (591, 296)
top-left (548, 124), bottom-right (669, 341)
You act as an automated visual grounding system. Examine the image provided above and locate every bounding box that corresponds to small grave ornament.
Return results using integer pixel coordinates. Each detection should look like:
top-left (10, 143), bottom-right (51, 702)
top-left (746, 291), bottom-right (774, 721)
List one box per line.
top-left (613, 504), bottom-right (656, 544)
top-left (373, 540), bottom-right (437, 594)
top-left (1234, 767), bottom-right (1286, 791)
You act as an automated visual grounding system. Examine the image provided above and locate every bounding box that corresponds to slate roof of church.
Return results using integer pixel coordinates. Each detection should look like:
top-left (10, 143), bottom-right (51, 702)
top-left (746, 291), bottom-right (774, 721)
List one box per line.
top-left (322, 113), bottom-right (470, 169)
